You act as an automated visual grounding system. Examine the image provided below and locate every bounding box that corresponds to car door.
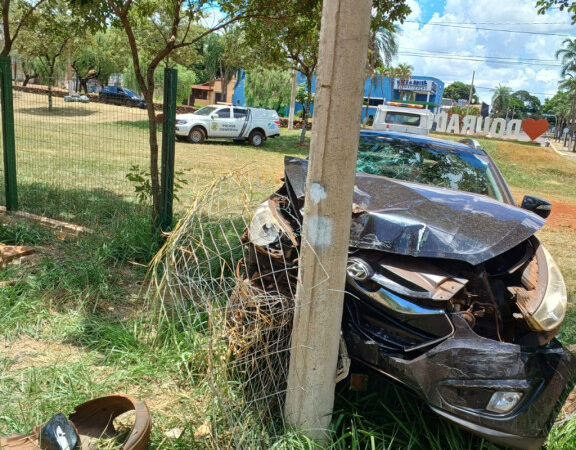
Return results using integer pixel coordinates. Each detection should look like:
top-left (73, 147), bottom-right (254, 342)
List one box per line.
top-left (233, 108), bottom-right (249, 137)
top-left (209, 107), bottom-right (237, 137)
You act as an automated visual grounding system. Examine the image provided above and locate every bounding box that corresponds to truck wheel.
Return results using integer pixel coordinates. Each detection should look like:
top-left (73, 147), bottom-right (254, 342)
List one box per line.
top-left (189, 127), bottom-right (206, 144)
top-left (249, 130), bottom-right (264, 147)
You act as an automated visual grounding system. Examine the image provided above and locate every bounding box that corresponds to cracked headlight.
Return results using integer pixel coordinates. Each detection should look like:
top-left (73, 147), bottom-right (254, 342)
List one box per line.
top-left (528, 247), bottom-right (567, 332)
top-left (248, 202), bottom-right (283, 247)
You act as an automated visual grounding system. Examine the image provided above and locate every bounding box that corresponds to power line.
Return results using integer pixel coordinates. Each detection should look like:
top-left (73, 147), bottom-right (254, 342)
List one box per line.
top-left (404, 20), bottom-right (575, 37)
top-left (398, 51), bottom-right (562, 67)
top-left (401, 47), bottom-right (559, 63)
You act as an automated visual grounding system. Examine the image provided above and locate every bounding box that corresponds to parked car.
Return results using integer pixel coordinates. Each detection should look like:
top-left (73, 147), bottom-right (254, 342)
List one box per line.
top-left (175, 105), bottom-right (280, 146)
top-left (239, 130), bottom-right (575, 448)
top-left (99, 86), bottom-right (146, 108)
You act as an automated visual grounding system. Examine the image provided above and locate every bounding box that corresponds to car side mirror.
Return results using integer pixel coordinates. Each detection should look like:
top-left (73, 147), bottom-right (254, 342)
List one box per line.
top-left (521, 195), bottom-right (551, 219)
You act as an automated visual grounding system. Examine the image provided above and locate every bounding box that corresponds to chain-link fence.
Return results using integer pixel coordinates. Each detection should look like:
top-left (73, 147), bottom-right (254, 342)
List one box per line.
top-left (11, 82), bottom-right (153, 227)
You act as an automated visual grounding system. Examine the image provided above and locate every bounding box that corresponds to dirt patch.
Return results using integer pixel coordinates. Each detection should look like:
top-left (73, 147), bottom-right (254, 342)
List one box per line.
top-left (547, 200), bottom-right (576, 231)
top-left (0, 337), bottom-right (86, 370)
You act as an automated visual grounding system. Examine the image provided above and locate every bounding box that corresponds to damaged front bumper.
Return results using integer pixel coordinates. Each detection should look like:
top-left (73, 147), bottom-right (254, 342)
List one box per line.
top-left (344, 311), bottom-right (576, 449)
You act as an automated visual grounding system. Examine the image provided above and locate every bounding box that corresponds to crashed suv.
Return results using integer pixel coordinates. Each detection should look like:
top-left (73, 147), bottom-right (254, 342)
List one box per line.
top-left (240, 130), bottom-right (576, 448)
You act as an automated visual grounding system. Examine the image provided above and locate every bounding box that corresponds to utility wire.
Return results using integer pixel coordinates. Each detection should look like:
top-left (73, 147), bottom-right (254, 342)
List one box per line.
top-left (404, 20), bottom-right (575, 37)
top-left (401, 47), bottom-right (558, 63)
top-left (398, 51), bottom-right (561, 67)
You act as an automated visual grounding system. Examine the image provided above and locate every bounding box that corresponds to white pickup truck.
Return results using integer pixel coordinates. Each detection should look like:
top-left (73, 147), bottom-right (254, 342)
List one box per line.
top-left (175, 105), bottom-right (281, 146)
top-left (372, 103), bottom-right (434, 135)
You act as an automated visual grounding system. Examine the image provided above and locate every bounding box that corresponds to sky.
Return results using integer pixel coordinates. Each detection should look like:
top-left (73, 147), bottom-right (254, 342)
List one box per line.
top-left (396, 0), bottom-right (576, 104)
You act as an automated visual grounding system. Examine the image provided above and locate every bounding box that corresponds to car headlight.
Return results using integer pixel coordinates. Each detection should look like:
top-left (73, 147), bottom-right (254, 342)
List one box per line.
top-left (176, 119), bottom-right (188, 125)
top-left (527, 247), bottom-right (567, 332)
top-left (248, 202), bottom-right (283, 246)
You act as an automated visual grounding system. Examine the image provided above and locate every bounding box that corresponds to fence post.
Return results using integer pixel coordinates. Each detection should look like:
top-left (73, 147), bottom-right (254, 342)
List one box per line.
top-left (0, 56), bottom-right (17, 211)
top-left (160, 67), bottom-right (178, 231)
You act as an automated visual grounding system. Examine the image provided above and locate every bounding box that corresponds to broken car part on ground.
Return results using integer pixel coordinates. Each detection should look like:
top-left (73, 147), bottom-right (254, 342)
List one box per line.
top-left (238, 131), bottom-right (576, 449)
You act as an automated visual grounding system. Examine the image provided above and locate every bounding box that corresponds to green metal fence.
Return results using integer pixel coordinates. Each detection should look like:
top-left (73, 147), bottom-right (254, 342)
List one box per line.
top-left (0, 57), bottom-right (177, 230)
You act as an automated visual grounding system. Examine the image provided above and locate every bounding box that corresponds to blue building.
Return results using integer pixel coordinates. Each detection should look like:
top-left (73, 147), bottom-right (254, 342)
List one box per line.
top-left (232, 71), bottom-right (444, 119)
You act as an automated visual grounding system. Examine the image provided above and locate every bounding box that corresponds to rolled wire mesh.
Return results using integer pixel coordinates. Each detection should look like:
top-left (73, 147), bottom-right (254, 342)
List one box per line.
top-left (145, 169), bottom-right (348, 448)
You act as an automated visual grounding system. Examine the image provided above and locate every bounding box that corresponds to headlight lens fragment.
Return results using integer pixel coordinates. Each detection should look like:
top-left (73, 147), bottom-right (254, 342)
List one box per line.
top-left (248, 202), bottom-right (283, 246)
top-left (530, 247), bottom-right (567, 332)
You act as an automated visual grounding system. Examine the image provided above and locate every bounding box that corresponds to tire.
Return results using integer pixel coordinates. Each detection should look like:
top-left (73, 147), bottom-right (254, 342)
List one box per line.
top-left (189, 127), bottom-right (206, 144)
top-left (249, 130), bottom-right (265, 147)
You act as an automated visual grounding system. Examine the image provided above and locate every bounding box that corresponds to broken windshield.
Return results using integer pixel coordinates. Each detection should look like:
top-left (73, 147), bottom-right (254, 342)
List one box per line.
top-left (356, 136), bottom-right (503, 201)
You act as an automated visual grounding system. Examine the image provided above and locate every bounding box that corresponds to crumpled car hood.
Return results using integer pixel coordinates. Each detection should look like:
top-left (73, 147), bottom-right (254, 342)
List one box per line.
top-left (284, 157), bottom-right (545, 265)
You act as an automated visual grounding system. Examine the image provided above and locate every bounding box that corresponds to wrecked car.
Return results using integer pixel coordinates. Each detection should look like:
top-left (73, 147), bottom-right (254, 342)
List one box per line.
top-left (239, 130), bottom-right (576, 448)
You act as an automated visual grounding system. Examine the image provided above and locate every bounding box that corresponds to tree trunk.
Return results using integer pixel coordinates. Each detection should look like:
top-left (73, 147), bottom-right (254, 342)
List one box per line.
top-left (299, 74), bottom-right (313, 144)
top-left (48, 82), bottom-right (52, 111)
top-left (362, 76), bottom-right (373, 125)
top-left (23, 74), bottom-right (33, 86)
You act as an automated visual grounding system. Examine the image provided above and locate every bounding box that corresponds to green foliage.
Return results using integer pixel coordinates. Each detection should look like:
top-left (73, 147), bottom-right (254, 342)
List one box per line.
top-left (490, 84), bottom-right (512, 118)
top-left (126, 164), bottom-right (188, 204)
top-left (296, 82), bottom-right (315, 113)
top-left (443, 81), bottom-right (478, 103)
top-left (245, 69), bottom-right (292, 113)
top-left (537, 0), bottom-right (576, 24)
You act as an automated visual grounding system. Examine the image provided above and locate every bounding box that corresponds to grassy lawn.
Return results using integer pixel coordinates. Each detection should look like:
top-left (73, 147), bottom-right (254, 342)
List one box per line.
top-left (0, 94), bottom-right (575, 448)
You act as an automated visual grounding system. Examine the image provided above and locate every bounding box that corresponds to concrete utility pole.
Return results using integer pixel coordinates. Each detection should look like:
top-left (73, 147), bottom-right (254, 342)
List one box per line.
top-left (288, 69), bottom-right (298, 130)
top-left (465, 70), bottom-right (475, 118)
top-left (284, 0), bottom-right (371, 442)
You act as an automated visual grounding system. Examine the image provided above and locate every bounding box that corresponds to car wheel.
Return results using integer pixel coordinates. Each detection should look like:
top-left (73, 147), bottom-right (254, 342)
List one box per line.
top-left (249, 130), bottom-right (264, 147)
top-left (189, 127), bottom-right (206, 144)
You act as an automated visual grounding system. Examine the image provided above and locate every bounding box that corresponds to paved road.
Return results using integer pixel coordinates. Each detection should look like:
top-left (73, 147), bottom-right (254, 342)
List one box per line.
top-left (549, 141), bottom-right (576, 161)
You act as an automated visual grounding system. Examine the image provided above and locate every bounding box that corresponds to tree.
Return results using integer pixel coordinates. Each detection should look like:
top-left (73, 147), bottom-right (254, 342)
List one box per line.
top-left (510, 90), bottom-right (542, 118)
top-left (556, 38), bottom-right (576, 136)
top-left (245, 68), bottom-right (292, 113)
top-left (363, 26), bottom-right (398, 123)
top-left (536, 0), bottom-right (576, 23)
top-left (15, 0), bottom-right (84, 111)
top-left (69, 30), bottom-right (130, 92)
top-left (444, 81), bottom-right (478, 103)
top-left (382, 65), bottom-right (398, 101)
top-left (491, 84), bottom-right (512, 118)
top-left (241, 0), bottom-right (411, 144)
top-left (78, 0), bottom-right (291, 227)
top-left (0, 0), bottom-right (48, 56)
top-left (544, 88), bottom-right (571, 138)
top-left (396, 63), bottom-right (413, 101)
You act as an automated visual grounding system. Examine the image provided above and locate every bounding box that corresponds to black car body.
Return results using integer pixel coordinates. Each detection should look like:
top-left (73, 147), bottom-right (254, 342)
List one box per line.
top-left (99, 86), bottom-right (146, 108)
top-left (241, 131), bottom-right (576, 449)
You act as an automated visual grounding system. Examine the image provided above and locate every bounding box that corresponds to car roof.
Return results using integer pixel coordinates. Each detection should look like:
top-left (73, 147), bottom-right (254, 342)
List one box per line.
top-left (359, 130), bottom-right (487, 156)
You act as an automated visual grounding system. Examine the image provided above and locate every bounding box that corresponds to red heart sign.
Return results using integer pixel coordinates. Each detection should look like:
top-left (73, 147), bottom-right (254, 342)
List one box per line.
top-left (521, 118), bottom-right (549, 141)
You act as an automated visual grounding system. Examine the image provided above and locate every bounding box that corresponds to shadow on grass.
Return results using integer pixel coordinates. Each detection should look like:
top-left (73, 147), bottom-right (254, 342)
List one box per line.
top-left (18, 107), bottom-right (97, 117)
top-left (16, 182), bottom-right (147, 229)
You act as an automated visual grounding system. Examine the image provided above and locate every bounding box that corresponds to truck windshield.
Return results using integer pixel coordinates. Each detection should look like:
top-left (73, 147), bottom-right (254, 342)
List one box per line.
top-left (195, 106), bottom-right (218, 116)
top-left (356, 137), bottom-right (503, 201)
top-left (385, 112), bottom-right (421, 126)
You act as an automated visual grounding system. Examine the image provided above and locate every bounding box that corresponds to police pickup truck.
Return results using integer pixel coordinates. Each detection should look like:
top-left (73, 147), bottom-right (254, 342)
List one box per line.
top-left (175, 105), bottom-right (281, 146)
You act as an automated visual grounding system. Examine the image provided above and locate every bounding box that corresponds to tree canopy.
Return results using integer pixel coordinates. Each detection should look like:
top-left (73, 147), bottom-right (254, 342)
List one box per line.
top-left (444, 81), bottom-right (478, 104)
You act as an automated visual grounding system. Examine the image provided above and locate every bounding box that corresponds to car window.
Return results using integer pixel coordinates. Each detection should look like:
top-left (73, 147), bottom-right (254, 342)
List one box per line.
top-left (123, 88), bottom-right (138, 97)
top-left (356, 136), bottom-right (503, 201)
top-left (195, 106), bottom-right (218, 116)
top-left (385, 112), bottom-right (421, 126)
top-left (215, 108), bottom-right (231, 118)
top-left (234, 108), bottom-right (247, 118)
